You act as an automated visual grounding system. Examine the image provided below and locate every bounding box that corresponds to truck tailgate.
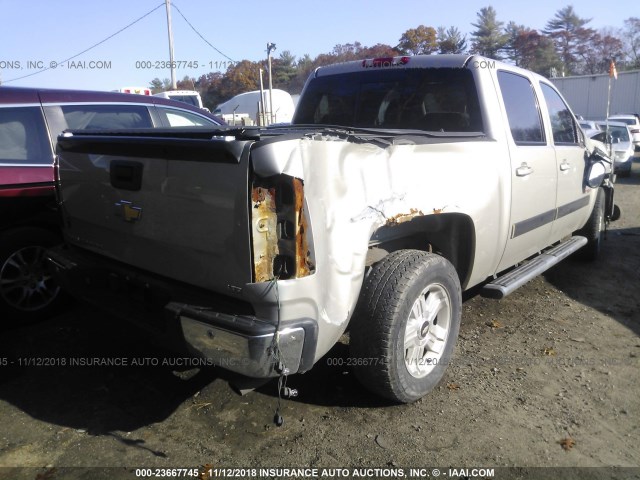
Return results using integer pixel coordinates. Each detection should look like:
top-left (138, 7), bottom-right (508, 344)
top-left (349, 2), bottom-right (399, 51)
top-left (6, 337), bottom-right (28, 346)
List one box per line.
top-left (56, 130), bottom-right (254, 295)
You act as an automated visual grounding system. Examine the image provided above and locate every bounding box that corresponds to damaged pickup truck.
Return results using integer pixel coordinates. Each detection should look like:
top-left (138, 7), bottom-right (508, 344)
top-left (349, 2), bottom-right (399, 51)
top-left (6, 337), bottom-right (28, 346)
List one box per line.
top-left (48, 55), bottom-right (617, 403)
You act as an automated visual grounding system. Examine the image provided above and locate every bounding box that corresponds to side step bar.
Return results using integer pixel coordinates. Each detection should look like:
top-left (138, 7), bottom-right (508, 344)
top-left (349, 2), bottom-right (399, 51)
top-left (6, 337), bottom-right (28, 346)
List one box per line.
top-left (482, 236), bottom-right (587, 299)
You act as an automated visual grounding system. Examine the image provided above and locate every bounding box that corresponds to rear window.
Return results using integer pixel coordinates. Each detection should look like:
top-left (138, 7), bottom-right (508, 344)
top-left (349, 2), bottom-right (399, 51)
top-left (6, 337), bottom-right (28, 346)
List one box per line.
top-left (166, 95), bottom-right (199, 107)
top-left (61, 104), bottom-right (153, 130)
top-left (293, 68), bottom-right (483, 132)
top-left (0, 106), bottom-right (51, 164)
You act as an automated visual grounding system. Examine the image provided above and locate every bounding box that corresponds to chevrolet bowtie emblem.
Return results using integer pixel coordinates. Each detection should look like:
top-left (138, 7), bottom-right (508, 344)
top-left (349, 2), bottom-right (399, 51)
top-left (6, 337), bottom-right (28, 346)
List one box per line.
top-left (114, 200), bottom-right (142, 222)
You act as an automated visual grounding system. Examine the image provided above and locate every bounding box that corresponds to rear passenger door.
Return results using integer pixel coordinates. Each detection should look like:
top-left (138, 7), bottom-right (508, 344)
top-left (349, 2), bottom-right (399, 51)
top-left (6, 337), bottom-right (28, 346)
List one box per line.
top-left (539, 83), bottom-right (591, 241)
top-left (496, 70), bottom-right (557, 271)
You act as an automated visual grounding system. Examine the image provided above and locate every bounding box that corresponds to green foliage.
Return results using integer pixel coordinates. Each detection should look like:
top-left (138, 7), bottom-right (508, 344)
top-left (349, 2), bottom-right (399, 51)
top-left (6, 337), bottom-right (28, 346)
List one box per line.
top-left (543, 5), bottom-right (595, 75)
top-left (149, 78), bottom-right (172, 94)
top-left (437, 26), bottom-right (467, 54)
top-left (470, 6), bottom-right (508, 59)
top-left (272, 50), bottom-right (297, 89)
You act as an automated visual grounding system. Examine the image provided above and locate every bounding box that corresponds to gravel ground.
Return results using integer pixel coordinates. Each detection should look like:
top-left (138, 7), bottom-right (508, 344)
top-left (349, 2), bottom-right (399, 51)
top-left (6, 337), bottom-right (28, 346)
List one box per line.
top-left (0, 162), bottom-right (638, 480)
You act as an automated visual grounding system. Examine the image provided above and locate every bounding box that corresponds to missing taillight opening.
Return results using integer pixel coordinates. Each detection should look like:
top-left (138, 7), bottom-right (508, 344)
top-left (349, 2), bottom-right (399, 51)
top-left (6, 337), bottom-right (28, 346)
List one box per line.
top-left (251, 175), bottom-right (314, 282)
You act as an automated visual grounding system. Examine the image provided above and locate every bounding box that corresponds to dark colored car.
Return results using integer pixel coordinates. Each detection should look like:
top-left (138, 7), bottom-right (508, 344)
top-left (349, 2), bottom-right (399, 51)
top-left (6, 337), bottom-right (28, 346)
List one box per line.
top-left (0, 86), bottom-right (224, 325)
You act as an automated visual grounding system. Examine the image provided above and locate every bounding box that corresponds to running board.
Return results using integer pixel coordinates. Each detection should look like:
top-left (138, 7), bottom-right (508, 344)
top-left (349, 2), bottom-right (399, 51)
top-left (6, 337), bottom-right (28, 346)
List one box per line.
top-left (482, 236), bottom-right (587, 299)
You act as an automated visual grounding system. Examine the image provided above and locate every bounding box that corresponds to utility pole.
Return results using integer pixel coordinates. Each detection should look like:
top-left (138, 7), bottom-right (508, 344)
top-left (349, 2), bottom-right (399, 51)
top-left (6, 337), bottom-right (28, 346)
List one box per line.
top-left (165, 0), bottom-right (177, 89)
top-left (259, 68), bottom-right (266, 126)
top-left (267, 42), bottom-right (276, 124)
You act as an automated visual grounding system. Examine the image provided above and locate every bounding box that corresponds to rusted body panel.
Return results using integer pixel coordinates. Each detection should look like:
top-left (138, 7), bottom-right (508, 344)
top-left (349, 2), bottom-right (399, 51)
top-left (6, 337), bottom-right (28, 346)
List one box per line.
top-left (249, 135), bottom-right (506, 361)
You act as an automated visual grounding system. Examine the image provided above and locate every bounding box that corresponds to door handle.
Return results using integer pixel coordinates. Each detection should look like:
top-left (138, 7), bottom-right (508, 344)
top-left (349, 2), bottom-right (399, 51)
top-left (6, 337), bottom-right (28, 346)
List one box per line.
top-left (516, 163), bottom-right (533, 177)
top-left (559, 161), bottom-right (570, 171)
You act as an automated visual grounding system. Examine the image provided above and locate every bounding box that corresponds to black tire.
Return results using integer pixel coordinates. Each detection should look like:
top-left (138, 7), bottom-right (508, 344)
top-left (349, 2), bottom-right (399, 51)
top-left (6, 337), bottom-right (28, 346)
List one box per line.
top-left (577, 188), bottom-right (605, 261)
top-left (0, 227), bottom-right (65, 326)
top-left (349, 250), bottom-right (461, 403)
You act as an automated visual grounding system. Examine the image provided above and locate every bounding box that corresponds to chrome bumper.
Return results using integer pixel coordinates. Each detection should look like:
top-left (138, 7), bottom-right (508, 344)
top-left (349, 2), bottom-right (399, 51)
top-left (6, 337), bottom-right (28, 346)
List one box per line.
top-left (172, 304), bottom-right (308, 378)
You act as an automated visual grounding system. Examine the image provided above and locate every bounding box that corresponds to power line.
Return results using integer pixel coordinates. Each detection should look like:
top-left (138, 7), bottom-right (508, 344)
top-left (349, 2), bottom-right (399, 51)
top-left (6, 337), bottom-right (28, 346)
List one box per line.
top-left (171, 2), bottom-right (236, 63)
top-left (2, 2), bottom-right (165, 84)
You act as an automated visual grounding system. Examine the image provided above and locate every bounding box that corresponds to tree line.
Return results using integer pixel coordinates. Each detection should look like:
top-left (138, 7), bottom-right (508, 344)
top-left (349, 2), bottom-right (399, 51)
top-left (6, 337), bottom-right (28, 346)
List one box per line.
top-left (150, 5), bottom-right (640, 111)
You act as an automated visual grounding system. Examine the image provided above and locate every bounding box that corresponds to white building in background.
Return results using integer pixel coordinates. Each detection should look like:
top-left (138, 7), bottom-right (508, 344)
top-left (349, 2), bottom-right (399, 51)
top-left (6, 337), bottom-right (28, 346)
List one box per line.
top-left (550, 70), bottom-right (640, 119)
top-left (214, 89), bottom-right (295, 125)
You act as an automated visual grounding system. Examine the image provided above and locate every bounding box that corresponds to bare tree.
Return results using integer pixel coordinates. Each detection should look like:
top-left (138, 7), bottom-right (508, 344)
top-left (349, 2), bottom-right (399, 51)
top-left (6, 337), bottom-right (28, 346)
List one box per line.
top-left (622, 17), bottom-right (640, 68)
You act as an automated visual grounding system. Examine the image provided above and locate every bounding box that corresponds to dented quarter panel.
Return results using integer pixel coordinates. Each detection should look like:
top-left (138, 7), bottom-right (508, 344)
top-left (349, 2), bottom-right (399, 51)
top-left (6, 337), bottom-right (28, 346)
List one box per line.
top-left (248, 134), bottom-right (509, 362)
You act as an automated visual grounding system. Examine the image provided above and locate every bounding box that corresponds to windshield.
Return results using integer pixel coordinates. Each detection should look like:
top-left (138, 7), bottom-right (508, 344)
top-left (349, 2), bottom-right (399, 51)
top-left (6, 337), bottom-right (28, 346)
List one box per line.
top-left (293, 68), bottom-right (483, 133)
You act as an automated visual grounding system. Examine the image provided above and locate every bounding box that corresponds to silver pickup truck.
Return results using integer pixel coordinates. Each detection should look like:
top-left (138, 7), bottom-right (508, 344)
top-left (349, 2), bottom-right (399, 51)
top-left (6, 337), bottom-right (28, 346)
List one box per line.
top-left (48, 55), bottom-right (617, 403)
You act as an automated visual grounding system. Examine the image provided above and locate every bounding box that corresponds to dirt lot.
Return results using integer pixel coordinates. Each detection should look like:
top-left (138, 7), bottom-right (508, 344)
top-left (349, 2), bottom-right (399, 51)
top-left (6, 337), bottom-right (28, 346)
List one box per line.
top-left (0, 163), bottom-right (639, 480)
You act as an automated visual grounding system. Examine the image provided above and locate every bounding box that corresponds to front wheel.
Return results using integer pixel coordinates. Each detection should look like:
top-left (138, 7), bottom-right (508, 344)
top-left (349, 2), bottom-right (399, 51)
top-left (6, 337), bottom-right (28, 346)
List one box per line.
top-left (349, 250), bottom-right (462, 403)
top-left (576, 188), bottom-right (605, 261)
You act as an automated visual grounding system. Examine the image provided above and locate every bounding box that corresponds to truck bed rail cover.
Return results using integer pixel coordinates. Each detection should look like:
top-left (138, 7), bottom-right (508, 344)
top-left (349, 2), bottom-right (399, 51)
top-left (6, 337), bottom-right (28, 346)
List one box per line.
top-left (57, 128), bottom-right (257, 162)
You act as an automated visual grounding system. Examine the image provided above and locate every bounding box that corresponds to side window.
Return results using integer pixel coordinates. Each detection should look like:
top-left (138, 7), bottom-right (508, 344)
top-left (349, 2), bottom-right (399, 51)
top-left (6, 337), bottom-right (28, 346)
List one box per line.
top-left (0, 107), bottom-right (51, 164)
top-left (497, 71), bottom-right (545, 145)
top-left (540, 83), bottom-right (578, 145)
top-left (157, 107), bottom-right (216, 127)
top-left (60, 104), bottom-right (153, 130)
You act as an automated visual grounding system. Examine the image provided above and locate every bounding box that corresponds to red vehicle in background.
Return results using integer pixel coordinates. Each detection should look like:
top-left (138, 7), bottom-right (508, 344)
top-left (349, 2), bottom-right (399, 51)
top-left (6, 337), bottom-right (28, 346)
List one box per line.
top-left (0, 86), bottom-right (222, 324)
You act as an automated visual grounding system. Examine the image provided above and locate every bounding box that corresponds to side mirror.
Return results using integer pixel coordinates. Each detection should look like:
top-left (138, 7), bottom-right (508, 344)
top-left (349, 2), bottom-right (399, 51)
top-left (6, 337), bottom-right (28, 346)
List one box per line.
top-left (590, 145), bottom-right (609, 163)
top-left (587, 161), bottom-right (607, 188)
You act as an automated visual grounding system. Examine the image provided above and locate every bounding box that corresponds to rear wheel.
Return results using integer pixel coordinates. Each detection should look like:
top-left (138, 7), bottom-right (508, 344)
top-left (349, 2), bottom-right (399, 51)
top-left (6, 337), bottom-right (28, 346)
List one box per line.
top-left (349, 250), bottom-right (461, 403)
top-left (0, 227), bottom-right (64, 326)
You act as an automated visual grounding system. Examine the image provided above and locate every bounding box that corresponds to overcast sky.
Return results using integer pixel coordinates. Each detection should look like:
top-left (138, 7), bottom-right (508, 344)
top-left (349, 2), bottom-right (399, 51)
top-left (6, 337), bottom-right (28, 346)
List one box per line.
top-left (0, 0), bottom-right (634, 90)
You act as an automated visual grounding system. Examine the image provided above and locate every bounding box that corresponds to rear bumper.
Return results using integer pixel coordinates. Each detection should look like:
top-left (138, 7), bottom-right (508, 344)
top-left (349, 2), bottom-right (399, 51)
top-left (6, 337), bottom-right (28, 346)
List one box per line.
top-left (46, 245), bottom-right (317, 378)
top-left (175, 305), bottom-right (311, 377)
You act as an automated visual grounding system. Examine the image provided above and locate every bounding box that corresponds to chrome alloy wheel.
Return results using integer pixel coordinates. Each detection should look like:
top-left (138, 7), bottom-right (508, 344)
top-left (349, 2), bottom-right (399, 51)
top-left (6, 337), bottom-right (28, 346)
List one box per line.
top-left (0, 246), bottom-right (60, 312)
top-left (403, 283), bottom-right (452, 378)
